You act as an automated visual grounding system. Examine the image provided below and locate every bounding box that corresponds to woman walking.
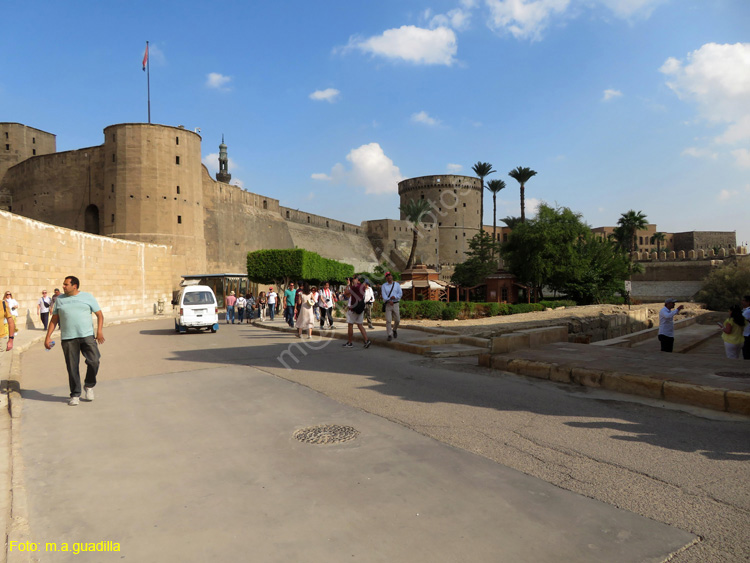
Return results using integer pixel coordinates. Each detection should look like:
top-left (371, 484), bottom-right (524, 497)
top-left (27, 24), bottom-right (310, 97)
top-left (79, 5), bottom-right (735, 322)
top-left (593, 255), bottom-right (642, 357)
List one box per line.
top-left (721, 305), bottom-right (745, 359)
top-left (296, 282), bottom-right (315, 339)
top-left (258, 291), bottom-right (267, 322)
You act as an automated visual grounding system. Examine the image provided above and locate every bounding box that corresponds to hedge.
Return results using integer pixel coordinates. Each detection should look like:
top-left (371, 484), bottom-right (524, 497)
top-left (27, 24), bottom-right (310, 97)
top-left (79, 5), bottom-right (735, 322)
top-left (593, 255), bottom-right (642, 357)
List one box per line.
top-left (247, 249), bottom-right (354, 284)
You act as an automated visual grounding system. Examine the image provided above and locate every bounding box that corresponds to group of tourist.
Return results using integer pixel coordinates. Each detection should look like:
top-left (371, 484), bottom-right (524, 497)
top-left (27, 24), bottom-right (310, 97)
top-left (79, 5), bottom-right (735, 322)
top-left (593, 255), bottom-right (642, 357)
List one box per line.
top-left (223, 291), bottom-right (262, 324)
top-left (238, 272), bottom-right (402, 348)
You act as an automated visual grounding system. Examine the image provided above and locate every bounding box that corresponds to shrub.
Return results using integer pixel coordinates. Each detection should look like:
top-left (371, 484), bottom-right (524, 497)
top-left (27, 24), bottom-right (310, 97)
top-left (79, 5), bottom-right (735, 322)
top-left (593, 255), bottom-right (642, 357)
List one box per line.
top-left (417, 300), bottom-right (444, 319)
top-left (539, 299), bottom-right (577, 309)
top-left (510, 303), bottom-right (545, 314)
top-left (695, 260), bottom-right (750, 311)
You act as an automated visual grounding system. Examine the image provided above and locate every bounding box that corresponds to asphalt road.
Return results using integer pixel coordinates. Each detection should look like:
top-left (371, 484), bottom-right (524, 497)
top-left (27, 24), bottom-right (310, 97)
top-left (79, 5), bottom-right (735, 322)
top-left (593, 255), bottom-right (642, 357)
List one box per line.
top-left (15, 319), bottom-right (750, 562)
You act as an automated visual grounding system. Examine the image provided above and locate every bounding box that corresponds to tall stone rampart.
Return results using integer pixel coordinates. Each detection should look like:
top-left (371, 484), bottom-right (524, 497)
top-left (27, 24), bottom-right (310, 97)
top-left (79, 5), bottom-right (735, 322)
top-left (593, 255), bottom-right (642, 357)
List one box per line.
top-left (0, 210), bottom-right (174, 327)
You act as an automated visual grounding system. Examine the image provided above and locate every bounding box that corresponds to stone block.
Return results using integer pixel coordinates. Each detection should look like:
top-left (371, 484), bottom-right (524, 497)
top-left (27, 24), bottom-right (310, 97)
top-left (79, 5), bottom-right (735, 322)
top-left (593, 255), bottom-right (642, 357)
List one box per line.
top-left (513, 359), bottom-right (551, 380)
top-left (490, 355), bottom-right (513, 371)
top-left (663, 382), bottom-right (726, 411)
top-left (549, 364), bottom-right (572, 383)
top-left (490, 332), bottom-right (530, 354)
top-left (725, 390), bottom-right (750, 415)
top-left (571, 367), bottom-right (603, 387)
top-left (520, 326), bottom-right (568, 348)
top-left (477, 353), bottom-right (491, 367)
top-left (602, 373), bottom-right (664, 399)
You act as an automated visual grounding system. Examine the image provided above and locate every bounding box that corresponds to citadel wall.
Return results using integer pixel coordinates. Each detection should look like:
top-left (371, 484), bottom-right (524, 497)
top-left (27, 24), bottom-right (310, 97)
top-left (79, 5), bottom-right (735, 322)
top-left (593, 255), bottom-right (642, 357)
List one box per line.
top-left (0, 209), bottom-right (174, 327)
top-left (0, 123), bottom-right (56, 196)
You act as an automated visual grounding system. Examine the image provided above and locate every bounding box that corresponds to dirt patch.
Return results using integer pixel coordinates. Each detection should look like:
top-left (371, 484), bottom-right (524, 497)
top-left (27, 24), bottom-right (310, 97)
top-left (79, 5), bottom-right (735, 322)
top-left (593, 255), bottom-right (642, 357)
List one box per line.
top-left (399, 302), bottom-right (713, 338)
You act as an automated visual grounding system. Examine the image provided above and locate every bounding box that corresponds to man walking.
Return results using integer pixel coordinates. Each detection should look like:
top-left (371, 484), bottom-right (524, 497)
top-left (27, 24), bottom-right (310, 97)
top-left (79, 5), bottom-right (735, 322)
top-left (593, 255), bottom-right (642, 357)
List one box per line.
top-left (381, 272), bottom-right (402, 342)
top-left (44, 276), bottom-right (104, 406)
top-left (267, 287), bottom-right (277, 321)
top-left (284, 282), bottom-right (297, 327)
top-left (658, 298), bottom-right (683, 353)
top-left (318, 282), bottom-right (336, 330)
top-left (38, 290), bottom-right (52, 330)
top-left (225, 291), bottom-right (237, 324)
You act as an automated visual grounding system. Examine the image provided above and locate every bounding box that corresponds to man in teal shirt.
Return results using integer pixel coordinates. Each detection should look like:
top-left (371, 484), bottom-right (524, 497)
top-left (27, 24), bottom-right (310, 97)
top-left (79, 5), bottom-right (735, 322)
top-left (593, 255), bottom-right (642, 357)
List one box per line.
top-left (44, 276), bottom-right (105, 406)
top-left (284, 282), bottom-right (297, 327)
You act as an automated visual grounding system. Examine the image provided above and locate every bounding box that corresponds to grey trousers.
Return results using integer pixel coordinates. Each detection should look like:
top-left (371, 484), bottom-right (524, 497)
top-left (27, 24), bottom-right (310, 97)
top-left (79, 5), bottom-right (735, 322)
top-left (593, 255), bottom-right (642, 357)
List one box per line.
top-left (61, 336), bottom-right (100, 397)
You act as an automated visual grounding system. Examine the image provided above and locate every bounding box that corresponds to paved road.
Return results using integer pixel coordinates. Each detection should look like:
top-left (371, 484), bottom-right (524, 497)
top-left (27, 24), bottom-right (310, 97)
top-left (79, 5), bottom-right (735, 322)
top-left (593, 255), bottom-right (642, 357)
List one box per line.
top-left (13, 320), bottom-right (749, 561)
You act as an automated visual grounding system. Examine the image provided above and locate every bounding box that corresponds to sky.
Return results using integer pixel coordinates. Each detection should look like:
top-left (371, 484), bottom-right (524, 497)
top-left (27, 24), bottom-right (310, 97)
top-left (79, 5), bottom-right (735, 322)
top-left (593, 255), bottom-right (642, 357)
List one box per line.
top-left (1, 1), bottom-right (749, 243)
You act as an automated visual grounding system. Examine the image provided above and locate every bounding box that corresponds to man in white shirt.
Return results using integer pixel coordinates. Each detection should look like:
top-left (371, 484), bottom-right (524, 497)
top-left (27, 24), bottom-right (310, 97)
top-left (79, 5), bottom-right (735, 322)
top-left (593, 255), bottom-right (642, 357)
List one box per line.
top-left (380, 272), bottom-right (402, 342)
top-left (266, 287), bottom-right (277, 321)
top-left (658, 298), bottom-right (684, 352)
top-left (318, 282), bottom-right (336, 330)
top-left (741, 295), bottom-right (750, 360)
top-left (363, 281), bottom-right (375, 330)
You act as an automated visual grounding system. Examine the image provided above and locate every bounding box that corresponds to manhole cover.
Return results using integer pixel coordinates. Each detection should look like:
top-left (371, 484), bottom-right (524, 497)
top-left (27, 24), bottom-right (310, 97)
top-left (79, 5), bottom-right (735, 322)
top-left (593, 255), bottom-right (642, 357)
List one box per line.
top-left (715, 371), bottom-right (750, 379)
top-left (293, 424), bottom-right (359, 445)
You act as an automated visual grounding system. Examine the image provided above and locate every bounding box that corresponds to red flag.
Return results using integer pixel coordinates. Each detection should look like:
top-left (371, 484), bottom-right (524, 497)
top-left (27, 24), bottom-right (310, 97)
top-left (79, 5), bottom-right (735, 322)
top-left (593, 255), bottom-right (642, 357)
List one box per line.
top-left (142, 43), bottom-right (149, 71)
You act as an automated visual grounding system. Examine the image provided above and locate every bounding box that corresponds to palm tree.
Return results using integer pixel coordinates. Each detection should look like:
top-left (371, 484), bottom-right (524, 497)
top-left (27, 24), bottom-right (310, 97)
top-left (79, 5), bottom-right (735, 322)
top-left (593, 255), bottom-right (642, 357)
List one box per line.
top-left (501, 215), bottom-right (523, 229)
top-left (472, 161), bottom-right (495, 233)
top-left (485, 179), bottom-right (506, 249)
top-left (653, 231), bottom-right (666, 254)
top-left (508, 166), bottom-right (537, 223)
top-left (400, 198), bottom-right (433, 270)
top-left (616, 210), bottom-right (648, 254)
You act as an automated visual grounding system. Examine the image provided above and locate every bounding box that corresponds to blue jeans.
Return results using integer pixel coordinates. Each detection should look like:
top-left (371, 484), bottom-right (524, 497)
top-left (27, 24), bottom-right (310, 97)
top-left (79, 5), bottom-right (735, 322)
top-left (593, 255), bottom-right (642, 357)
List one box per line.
top-left (226, 305), bottom-right (235, 323)
top-left (268, 304), bottom-right (275, 320)
top-left (285, 305), bottom-right (295, 326)
top-left (61, 336), bottom-right (100, 397)
top-left (237, 307), bottom-right (245, 322)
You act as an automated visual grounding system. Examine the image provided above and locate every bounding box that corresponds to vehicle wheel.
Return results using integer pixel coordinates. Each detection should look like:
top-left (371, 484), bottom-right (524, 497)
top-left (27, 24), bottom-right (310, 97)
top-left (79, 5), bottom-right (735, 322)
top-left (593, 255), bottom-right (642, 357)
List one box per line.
top-left (174, 321), bottom-right (180, 333)
top-left (211, 327), bottom-right (217, 333)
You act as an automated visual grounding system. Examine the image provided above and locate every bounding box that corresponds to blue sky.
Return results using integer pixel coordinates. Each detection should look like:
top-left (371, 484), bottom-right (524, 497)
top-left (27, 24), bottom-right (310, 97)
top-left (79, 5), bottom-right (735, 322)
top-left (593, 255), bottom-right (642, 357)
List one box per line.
top-left (2, 1), bottom-right (749, 243)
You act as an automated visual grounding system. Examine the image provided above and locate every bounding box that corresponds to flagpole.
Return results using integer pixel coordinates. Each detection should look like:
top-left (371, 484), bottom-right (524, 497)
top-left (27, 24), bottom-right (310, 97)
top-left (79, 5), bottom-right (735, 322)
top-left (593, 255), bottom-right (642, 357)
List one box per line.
top-left (146, 41), bottom-right (151, 124)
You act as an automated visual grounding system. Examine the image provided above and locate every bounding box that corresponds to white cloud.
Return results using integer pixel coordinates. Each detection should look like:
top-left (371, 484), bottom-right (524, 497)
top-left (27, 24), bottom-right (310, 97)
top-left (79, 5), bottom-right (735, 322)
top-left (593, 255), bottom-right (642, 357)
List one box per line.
top-left (324, 143), bottom-right (404, 195)
top-left (411, 111), bottom-right (440, 126)
top-left (661, 43), bottom-right (750, 143)
top-left (206, 72), bottom-right (232, 90)
top-left (428, 8), bottom-right (472, 31)
top-left (719, 189), bottom-right (739, 201)
top-left (309, 88), bottom-right (340, 103)
top-left (485, 0), bottom-right (571, 41)
top-left (484, 0), bottom-right (664, 41)
top-left (602, 88), bottom-right (623, 101)
top-left (344, 25), bottom-right (457, 66)
top-left (681, 147), bottom-right (718, 160)
top-left (202, 153), bottom-right (239, 176)
top-left (732, 149), bottom-right (750, 168)
top-left (447, 163), bottom-right (463, 173)
top-left (525, 197), bottom-right (542, 217)
top-left (311, 173), bottom-right (332, 181)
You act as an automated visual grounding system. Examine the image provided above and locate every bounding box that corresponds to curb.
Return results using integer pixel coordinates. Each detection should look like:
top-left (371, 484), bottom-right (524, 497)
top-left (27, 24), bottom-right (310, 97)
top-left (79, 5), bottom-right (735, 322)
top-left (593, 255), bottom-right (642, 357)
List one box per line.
top-left (480, 353), bottom-right (750, 416)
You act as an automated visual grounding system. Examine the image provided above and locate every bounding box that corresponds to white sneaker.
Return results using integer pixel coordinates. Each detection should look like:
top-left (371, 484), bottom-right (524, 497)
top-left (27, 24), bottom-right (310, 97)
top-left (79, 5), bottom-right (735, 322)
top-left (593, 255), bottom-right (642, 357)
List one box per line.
top-left (84, 387), bottom-right (95, 401)
top-left (68, 397), bottom-right (80, 406)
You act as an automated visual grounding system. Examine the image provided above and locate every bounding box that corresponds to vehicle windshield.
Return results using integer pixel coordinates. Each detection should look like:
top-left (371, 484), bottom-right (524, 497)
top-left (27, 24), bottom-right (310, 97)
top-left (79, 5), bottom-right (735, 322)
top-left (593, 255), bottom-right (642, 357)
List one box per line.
top-left (183, 291), bottom-right (215, 305)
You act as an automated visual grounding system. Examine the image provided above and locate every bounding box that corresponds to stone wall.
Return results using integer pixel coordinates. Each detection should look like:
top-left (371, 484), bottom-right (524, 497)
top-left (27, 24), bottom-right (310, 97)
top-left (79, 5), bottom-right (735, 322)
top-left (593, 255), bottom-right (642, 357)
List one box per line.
top-left (0, 210), bottom-right (174, 327)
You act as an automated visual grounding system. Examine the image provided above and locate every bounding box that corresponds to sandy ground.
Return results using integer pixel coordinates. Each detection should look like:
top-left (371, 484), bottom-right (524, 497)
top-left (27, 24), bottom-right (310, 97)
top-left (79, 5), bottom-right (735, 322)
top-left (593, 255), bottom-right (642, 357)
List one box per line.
top-left (397, 302), bottom-right (714, 338)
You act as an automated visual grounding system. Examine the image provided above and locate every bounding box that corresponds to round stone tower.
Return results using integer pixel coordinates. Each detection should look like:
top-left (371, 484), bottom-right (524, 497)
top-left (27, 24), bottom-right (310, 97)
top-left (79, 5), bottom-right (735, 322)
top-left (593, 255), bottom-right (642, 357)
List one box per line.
top-left (398, 174), bottom-right (481, 266)
top-left (102, 123), bottom-right (207, 274)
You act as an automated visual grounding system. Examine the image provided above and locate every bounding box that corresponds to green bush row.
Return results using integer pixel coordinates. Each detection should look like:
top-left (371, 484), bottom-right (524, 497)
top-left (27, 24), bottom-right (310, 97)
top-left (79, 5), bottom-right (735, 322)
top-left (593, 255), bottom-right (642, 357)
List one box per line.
top-left (247, 249), bottom-right (354, 284)
top-left (334, 300), bottom-right (562, 321)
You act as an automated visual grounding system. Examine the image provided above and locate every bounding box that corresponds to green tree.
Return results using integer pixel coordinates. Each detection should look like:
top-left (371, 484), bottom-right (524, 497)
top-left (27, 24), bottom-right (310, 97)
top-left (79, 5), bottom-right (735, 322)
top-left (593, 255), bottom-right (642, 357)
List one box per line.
top-left (501, 204), bottom-right (630, 303)
top-left (472, 161), bottom-right (496, 233)
top-left (485, 179), bottom-right (506, 251)
top-left (451, 231), bottom-right (501, 288)
top-left (653, 231), bottom-right (666, 253)
top-left (399, 198), bottom-right (433, 270)
top-left (501, 215), bottom-right (523, 229)
top-left (247, 249), bottom-right (353, 288)
top-left (695, 260), bottom-right (750, 311)
top-left (508, 166), bottom-right (537, 223)
top-left (615, 209), bottom-right (648, 254)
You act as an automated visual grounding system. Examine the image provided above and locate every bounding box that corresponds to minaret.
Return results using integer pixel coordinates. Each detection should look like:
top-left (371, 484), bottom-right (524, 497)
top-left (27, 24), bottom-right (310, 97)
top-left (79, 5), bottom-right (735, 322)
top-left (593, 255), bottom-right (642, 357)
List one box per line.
top-left (216, 135), bottom-right (231, 183)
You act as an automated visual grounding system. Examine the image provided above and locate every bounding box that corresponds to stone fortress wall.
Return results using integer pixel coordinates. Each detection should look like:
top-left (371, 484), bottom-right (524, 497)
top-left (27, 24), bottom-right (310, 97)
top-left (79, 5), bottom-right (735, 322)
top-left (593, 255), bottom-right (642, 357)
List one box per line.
top-left (0, 209), bottom-right (173, 328)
